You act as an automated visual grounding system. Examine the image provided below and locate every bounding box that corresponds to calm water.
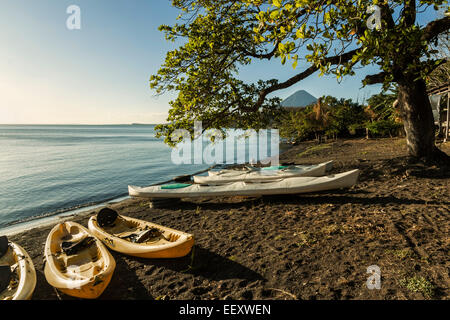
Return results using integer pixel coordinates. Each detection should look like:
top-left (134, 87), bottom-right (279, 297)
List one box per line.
top-left (0, 125), bottom-right (278, 229)
top-left (0, 125), bottom-right (211, 229)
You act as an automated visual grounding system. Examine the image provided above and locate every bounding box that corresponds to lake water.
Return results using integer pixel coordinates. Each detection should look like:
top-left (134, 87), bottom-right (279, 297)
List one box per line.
top-left (0, 125), bottom-right (278, 229)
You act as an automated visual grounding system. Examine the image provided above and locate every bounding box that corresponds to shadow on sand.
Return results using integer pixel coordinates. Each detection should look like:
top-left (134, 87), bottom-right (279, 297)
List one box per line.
top-left (126, 245), bottom-right (265, 283)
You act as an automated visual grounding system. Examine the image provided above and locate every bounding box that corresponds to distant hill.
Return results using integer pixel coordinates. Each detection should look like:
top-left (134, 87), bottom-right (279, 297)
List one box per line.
top-left (281, 90), bottom-right (317, 108)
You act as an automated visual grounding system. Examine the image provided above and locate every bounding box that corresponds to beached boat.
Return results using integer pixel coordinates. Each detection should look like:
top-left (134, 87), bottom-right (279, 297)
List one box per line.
top-left (0, 236), bottom-right (37, 300)
top-left (129, 169), bottom-right (360, 199)
top-left (44, 222), bottom-right (116, 299)
top-left (88, 208), bottom-right (194, 259)
top-left (195, 160), bottom-right (334, 185)
top-left (208, 160), bottom-right (334, 176)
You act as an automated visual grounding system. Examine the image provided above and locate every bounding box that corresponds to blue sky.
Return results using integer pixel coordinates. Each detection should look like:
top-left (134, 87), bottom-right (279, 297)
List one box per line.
top-left (0, 1), bottom-right (442, 124)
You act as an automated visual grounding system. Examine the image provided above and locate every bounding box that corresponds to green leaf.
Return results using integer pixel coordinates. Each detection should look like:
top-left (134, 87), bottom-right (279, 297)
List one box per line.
top-left (270, 10), bottom-right (280, 20)
top-left (272, 0), bottom-right (282, 8)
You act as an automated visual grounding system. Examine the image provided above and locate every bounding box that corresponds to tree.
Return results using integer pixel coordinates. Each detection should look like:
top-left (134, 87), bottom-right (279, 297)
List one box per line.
top-left (365, 89), bottom-right (404, 137)
top-left (277, 106), bottom-right (316, 142)
top-left (309, 97), bottom-right (331, 141)
top-left (151, 0), bottom-right (450, 161)
top-left (321, 96), bottom-right (368, 137)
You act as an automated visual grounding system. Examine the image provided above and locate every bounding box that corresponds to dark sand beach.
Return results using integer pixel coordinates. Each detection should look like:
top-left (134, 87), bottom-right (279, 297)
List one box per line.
top-left (8, 138), bottom-right (450, 300)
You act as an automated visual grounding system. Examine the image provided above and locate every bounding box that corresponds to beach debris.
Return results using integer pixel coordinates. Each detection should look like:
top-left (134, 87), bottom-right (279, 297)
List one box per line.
top-left (267, 288), bottom-right (298, 300)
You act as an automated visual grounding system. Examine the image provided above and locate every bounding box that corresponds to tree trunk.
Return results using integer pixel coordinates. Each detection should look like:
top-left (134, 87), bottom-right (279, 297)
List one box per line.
top-left (397, 78), bottom-right (449, 161)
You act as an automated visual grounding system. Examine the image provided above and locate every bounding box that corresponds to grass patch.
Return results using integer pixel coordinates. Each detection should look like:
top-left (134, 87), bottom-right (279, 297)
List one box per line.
top-left (385, 248), bottom-right (417, 259)
top-left (321, 224), bottom-right (340, 235)
top-left (294, 231), bottom-right (318, 247)
top-left (274, 234), bottom-right (283, 241)
top-left (297, 144), bottom-right (332, 158)
top-left (399, 276), bottom-right (435, 298)
top-left (139, 201), bottom-right (149, 208)
top-left (181, 246), bottom-right (196, 273)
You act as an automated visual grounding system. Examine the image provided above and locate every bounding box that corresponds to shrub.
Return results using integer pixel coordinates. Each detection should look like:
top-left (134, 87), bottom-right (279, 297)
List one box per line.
top-left (366, 119), bottom-right (404, 137)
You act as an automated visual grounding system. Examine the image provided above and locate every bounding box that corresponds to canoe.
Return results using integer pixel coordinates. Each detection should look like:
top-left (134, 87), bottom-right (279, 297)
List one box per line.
top-left (129, 169), bottom-right (360, 199)
top-left (44, 222), bottom-right (116, 299)
top-left (195, 160), bottom-right (334, 185)
top-left (208, 160), bottom-right (334, 176)
top-left (0, 236), bottom-right (37, 300)
top-left (88, 208), bottom-right (194, 259)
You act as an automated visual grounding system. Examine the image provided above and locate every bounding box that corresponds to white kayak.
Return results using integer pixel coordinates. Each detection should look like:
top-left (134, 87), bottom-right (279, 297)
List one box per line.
top-left (129, 169), bottom-right (359, 199)
top-left (208, 160), bottom-right (334, 176)
top-left (195, 161), bottom-right (334, 185)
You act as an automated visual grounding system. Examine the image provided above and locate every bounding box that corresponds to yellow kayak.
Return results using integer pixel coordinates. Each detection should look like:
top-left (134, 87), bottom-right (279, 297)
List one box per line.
top-left (88, 208), bottom-right (194, 259)
top-left (0, 236), bottom-right (37, 300)
top-left (44, 222), bottom-right (116, 299)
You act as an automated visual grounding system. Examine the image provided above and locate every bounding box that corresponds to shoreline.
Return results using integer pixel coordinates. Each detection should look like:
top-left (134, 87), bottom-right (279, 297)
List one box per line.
top-left (0, 195), bottom-right (130, 236)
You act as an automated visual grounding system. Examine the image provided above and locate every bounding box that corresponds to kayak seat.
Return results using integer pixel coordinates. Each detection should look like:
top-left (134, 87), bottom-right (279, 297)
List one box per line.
top-left (120, 228), bottom-right (163, 243)
top-left (61, 237), bottom-right (96, 256)
top-left (261, 165), bottom-right (289, 170)
top-left (97, 208), bottom-right (119, 228)
top-left (0, 236), bottom-right (8, 258)
top-left (161, 183), bottom-right (191, 190)
top-left (0, 264), bottom-right (12, 294)
top-left (134, 228), bottom-right (163, 243)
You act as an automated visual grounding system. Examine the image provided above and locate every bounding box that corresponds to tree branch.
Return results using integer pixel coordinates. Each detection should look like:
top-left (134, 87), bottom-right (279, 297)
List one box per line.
top-left (402, 0), bottom-right (416, 26)
top-left (379, 3), bottom-right (396, 29)
top-left (364, 72), bottom-right (387, 85)
top-left (243, 43), bottom-right (279, 60)
top-left (422, 16), bottom-right (450, 42)
top-left (253, 49), bottom-right (360, 109)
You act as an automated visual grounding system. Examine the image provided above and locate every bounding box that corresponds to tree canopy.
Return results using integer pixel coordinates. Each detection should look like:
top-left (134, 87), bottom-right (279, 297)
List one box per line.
top-left (151, 0), bottom-right (449, 150)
